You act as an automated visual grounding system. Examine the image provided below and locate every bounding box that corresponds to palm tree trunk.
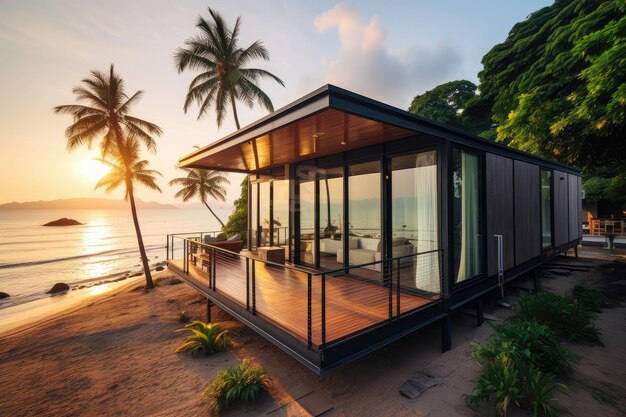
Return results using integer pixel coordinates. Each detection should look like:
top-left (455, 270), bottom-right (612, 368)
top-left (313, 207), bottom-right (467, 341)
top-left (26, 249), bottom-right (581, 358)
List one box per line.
top-left (230, 92), bottom-right (240, 130)
top-left (324, 177), bottom-right (332, 235)
top-left (128, 183), bottom-right (154, 289)
top-left (204, 201), bottom-right (226, 229)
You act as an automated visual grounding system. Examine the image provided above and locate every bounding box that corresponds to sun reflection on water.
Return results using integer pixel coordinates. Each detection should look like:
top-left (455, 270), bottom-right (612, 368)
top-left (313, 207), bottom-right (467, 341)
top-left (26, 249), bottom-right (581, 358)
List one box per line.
top-left (80, 213), bottom-right (115, 279)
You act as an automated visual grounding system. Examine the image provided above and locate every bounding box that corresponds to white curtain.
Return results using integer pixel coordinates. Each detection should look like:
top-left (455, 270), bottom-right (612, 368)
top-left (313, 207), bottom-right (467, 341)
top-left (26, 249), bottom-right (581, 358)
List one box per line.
top-left (457, 151), bottom-right (480, 281)
top-left (413, 153), bottom-right (439, 293)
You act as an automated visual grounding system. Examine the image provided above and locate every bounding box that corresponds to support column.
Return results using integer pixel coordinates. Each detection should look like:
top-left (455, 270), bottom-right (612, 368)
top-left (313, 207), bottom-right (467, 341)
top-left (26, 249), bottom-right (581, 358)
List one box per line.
top-left (476, 297), bottom-right (484, 327)
top-left (206, 298), bottom-right (212, 323)
top-left (441, 315), bottom-right (451, 352)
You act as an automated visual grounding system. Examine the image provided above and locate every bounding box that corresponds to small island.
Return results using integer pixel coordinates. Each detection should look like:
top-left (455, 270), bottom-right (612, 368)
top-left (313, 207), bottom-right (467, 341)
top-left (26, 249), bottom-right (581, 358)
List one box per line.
top-left (42, 218), bottom-right (84, 226)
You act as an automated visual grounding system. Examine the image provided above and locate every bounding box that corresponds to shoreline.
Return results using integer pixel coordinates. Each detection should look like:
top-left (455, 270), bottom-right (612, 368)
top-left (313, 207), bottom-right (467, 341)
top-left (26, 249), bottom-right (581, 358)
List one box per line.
top-left (0, 272), bottom-right (161, 337)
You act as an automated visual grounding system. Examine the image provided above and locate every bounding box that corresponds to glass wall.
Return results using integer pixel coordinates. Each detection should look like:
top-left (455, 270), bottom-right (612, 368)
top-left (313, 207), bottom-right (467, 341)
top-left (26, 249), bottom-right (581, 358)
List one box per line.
top-left (258, 181), bottom-right (270, 247)
top-left (452, 148), bottom-right (483, 283)
top-left (540, 169), bottom-right (553, 248)
top-left (298, 171), bottom-right (316, 265)
top-left (249, 179), bottom-right (258, 249)
top-left (391, 151), bottom-right (439, 292)
top-left (272, 179), bottom-right (290, 247)
top-left (347, 161), bottom-right (381, 267)
top-left (318, 167), bottom-right (344, 269)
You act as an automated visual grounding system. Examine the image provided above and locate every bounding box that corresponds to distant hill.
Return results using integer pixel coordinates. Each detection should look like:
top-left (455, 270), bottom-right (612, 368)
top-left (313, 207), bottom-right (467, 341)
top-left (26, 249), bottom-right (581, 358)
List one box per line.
top-left (0, 198), bottom-right (177, 210)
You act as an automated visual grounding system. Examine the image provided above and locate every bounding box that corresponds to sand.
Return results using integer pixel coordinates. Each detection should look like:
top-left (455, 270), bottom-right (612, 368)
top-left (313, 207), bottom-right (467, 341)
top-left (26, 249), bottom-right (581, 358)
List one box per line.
top-left (0, 254), bottom-right (624, 417)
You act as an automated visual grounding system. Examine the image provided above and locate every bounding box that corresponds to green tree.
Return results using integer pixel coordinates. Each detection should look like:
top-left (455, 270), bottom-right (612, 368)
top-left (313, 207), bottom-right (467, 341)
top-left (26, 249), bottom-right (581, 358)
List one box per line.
top-left (55, 65), bottom-right (163, 289)
top-left (223, 177), bottom-right (248, 240)
top-left (169, 168), bottom-right (230, 228)
top-left (174, 7), bottom-right (285, 129)
top-left (408, 80), bottom-right (480, 129)
top-left (95, 139), bottom-right (162, 289)
top-left (53, 64), bottom-right (162, 157)
top-left (467, 0), bottom-right (626, 180)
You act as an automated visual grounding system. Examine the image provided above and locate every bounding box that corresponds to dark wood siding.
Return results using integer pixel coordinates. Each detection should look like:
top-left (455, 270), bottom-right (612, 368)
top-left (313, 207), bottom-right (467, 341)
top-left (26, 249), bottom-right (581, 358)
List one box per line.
top-left (553, 170), bottom-right (569, 246)
top-left (486, 153), bottom-right (515, 276)
top-left (568, 173), bottom-right (581, 241)
top-left (514, 161), bottom-right (541, 265)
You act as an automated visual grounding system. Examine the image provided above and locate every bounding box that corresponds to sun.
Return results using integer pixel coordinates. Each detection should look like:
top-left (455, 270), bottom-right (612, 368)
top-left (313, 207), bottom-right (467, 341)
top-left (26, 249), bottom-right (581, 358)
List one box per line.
top-left (78, 158), bottom-right (111, 181)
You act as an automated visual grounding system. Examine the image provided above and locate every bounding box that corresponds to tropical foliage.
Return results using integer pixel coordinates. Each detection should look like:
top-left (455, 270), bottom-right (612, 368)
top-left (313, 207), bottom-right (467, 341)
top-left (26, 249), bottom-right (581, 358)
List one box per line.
top-left (53, 64), bottom-right (162, 157)
top-left (55, 65), bottom-right (163, 289)
top-left (465, 0), bottom-right (625, 185)
top-left (572, 284), bottom-right (606, 313)
top-left (175, 321), bottom-right (233, 358)
top-left (94, 139), bottom-right (162, 288)
top-left (223, 176), bottom-right (248, 240)
top-left (408, 80), bottom-right (491, 135)
top-left (517, 291), bottom-right (602, 345)
top-left (174, 7), bottom-right (284, 129)
top-left (169, 168), bottom-right (230, 228)
top-left (204, 358), bottom-right (271, 415)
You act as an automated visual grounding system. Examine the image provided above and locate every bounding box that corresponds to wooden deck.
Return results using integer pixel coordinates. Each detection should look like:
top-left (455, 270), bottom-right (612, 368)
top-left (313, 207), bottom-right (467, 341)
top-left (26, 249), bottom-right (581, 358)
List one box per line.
top-left (169, 255), bottom-right (437, 348)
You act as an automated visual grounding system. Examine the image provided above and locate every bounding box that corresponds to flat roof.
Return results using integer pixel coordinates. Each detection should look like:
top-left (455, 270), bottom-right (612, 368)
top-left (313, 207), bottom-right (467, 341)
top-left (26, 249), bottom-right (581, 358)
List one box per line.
top-left (179, 84), bottom-right (580, 175)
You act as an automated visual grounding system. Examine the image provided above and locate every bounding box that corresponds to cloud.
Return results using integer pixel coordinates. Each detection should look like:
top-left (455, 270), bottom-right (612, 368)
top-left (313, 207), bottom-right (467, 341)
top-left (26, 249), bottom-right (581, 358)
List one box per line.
top-left (314, 3), bottom-right (462, 108)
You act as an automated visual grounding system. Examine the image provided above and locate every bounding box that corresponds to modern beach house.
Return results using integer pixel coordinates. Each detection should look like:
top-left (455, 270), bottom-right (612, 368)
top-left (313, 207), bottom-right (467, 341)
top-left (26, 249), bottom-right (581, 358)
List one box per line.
top-left (166, 85), bottom-right (582, 374)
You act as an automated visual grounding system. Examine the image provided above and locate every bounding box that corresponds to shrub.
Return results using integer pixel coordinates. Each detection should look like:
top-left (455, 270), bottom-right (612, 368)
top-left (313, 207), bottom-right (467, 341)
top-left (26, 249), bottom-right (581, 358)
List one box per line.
top-left (572, 285), bottom-right (605, 313)
top-left (472, 320), bottom-right (577, 377)
top-left (205, 358), bottom-right (270, 414)
top-left (177, 310), bottom-right (190, 323)
top-left (517, 291), bottom-right (602, 345)
top-left (175, 321), bottom-right (233, 357)
top-left (469, 348), bottom-right (565, 416)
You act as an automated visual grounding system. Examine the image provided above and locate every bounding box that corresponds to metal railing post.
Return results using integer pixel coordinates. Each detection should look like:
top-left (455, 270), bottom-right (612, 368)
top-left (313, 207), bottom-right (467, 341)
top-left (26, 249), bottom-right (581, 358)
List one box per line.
top-left (251, 260), bottom-right (256, 315)
top-left (246, 258), bottom-right (250, 311)
top-left (321, 273), bottom-right (326, 351)
top-left (307, 272), bottom-right (312, 350)
top-left (396, 257), bottom-right (401, 317)
top-left (212, 248), bottom-right (217, 291)
top-left (388, 260), bottom-right (393, 321)
top-left (166, 234), bottom-right (169, 261)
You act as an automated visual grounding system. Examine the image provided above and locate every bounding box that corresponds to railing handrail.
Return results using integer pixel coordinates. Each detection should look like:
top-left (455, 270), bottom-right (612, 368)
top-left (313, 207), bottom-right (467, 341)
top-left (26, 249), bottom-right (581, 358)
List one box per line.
top-left (169, 234), bottom-right (442, 277)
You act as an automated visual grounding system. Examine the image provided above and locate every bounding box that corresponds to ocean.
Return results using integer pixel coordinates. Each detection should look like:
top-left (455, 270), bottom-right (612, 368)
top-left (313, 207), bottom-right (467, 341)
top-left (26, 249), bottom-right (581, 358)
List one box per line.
top-left (0, 208), bottom-right (227, 310)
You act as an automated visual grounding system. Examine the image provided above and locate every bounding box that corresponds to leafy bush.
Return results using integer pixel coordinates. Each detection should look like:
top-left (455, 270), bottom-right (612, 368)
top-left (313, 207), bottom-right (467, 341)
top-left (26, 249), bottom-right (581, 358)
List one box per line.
top-left (205, 358), bottom-right (270, 414)
top-left (572, 285), bottom-right (605, 313)
top-left (175, 321), bottom-right (233, 358)
top-left (468, 348), bottom-right (565, 416)
top-left (517, 291), bottom-right (602, 345)
top-left (472, 319), bottom-right (577, 377)
top-left (177, 310), bottom-right (190, 323)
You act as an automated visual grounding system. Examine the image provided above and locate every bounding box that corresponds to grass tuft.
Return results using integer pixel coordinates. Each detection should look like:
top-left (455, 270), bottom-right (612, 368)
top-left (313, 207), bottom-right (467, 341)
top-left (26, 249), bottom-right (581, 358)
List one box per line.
top-left (177, 310), bottom-right (190, 323)
top-left (205, 358), bottom-right (270, 414)
top-left (175, 321), bottom-right (233, 358)
top-left (572, 285), bottom-right (606, 312)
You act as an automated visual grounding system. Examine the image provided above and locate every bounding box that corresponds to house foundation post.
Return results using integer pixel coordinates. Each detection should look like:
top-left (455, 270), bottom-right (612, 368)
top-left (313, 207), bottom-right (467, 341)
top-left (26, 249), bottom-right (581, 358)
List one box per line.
top-left (533, 269), bottom-right (540, 293)
top-left (476, 297), bottom-right (484, 327)
top-left (206, 298), bottom-right (212, 323)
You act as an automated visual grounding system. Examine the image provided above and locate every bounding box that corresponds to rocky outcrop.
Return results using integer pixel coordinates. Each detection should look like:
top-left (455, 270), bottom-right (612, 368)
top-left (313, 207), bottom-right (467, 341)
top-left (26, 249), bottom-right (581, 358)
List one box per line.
top-left (0, 292), bottom-right (10, 299)
top-left (47, 283), bottom-right (70, 294)
top-left (43, 218), bottom-right (83, 226)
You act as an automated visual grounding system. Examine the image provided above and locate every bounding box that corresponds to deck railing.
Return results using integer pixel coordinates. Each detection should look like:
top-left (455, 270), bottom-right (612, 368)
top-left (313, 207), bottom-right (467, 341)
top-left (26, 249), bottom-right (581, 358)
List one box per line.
top-left (166, 232), bottom-right (443, 352)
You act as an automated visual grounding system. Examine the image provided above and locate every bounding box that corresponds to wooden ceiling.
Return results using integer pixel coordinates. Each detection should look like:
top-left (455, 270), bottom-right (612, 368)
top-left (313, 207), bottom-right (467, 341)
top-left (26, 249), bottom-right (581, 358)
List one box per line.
top-left (185, 108), bottom-right (414, 172)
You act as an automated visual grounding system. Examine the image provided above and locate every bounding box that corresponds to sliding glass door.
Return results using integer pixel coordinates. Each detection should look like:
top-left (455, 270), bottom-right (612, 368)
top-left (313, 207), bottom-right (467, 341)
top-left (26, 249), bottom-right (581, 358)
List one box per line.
top-left (452, 148), bottom-right (483, 283)
top-left (348, 161), bottom-right (381, 269)
top-left (391, 150), bottom-right (439, 292)
top-left (318, 167), bottom-right (344, 269)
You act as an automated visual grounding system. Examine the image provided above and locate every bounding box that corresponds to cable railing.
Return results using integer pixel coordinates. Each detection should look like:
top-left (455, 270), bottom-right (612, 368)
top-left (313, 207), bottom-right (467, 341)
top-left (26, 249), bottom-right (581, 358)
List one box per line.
top-left (166, 232), bottom-right (443, 352)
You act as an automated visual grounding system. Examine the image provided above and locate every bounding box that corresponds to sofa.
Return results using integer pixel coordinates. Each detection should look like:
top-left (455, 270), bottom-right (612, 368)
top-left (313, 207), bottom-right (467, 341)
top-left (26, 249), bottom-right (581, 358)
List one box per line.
top-left (319, 237), bottom-right (358, 254)
top-left (336, 237), bottom-right (414, 271)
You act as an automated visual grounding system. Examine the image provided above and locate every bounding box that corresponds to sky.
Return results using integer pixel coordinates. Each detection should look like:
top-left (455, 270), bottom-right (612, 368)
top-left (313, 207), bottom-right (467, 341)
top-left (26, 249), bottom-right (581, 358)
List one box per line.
top-left (0, 0), bottom-right (552, 208)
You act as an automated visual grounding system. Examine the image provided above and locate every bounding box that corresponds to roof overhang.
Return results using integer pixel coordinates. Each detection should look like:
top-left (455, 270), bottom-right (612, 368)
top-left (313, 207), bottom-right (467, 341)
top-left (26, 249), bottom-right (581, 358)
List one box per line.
top-left (179, 84), bottom-right (580, 175)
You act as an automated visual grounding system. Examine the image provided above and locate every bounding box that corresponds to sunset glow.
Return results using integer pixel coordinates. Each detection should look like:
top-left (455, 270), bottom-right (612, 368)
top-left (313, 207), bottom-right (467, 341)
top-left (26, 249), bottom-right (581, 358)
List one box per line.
top-left (78, 158), bottom-right (111, 182)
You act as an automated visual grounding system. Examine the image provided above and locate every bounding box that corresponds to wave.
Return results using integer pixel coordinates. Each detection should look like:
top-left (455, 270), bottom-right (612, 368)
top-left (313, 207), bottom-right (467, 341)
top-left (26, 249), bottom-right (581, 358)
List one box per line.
top-left (0, 244), bottom-right (164, 270)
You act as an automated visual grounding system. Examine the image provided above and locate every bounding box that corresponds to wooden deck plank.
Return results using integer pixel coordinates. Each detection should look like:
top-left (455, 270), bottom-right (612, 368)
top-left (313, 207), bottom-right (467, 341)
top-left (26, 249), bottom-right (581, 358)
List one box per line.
top-left (169, 257), bottom-right (437, 347)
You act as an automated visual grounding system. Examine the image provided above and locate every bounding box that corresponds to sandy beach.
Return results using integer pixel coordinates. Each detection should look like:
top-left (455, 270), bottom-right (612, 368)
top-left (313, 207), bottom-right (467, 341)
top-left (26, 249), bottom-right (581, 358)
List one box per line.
top-left (0, 255), bottom-right (624, 417)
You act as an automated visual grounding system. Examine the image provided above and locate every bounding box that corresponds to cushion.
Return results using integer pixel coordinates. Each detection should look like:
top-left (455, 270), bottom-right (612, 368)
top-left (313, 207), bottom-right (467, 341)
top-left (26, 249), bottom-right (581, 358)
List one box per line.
top-left (227, 233), bottom-right (241, 241)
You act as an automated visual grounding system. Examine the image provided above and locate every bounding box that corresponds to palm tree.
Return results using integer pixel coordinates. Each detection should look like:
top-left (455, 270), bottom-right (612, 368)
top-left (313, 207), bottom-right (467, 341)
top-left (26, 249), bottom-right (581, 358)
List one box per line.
top-left (169, 168), bottom-right (230, 228)
top-left (54, 64), bottom-right (162, 157)
top-left (174, 7), bottom-right (285, 129)
top-left (95, 139), bottom-right (162, 289)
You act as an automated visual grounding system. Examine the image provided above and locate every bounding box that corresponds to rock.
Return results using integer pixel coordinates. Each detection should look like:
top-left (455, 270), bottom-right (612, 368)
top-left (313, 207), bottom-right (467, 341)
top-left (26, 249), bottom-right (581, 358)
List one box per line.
top-left (170, 278), bottom-right (182, 285)
top-left (47, 282), bottom-right (70, 294)
top-left (399, 372), bottom-right (438, 399)
top-left (0, 292), bottom-right (10, 299)
top-left (42, 218), bottom-right (83, 226)
top-left (155, 266), bottom-right (165, 272)
top-left (129, 272), bottom-right (142, 278)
